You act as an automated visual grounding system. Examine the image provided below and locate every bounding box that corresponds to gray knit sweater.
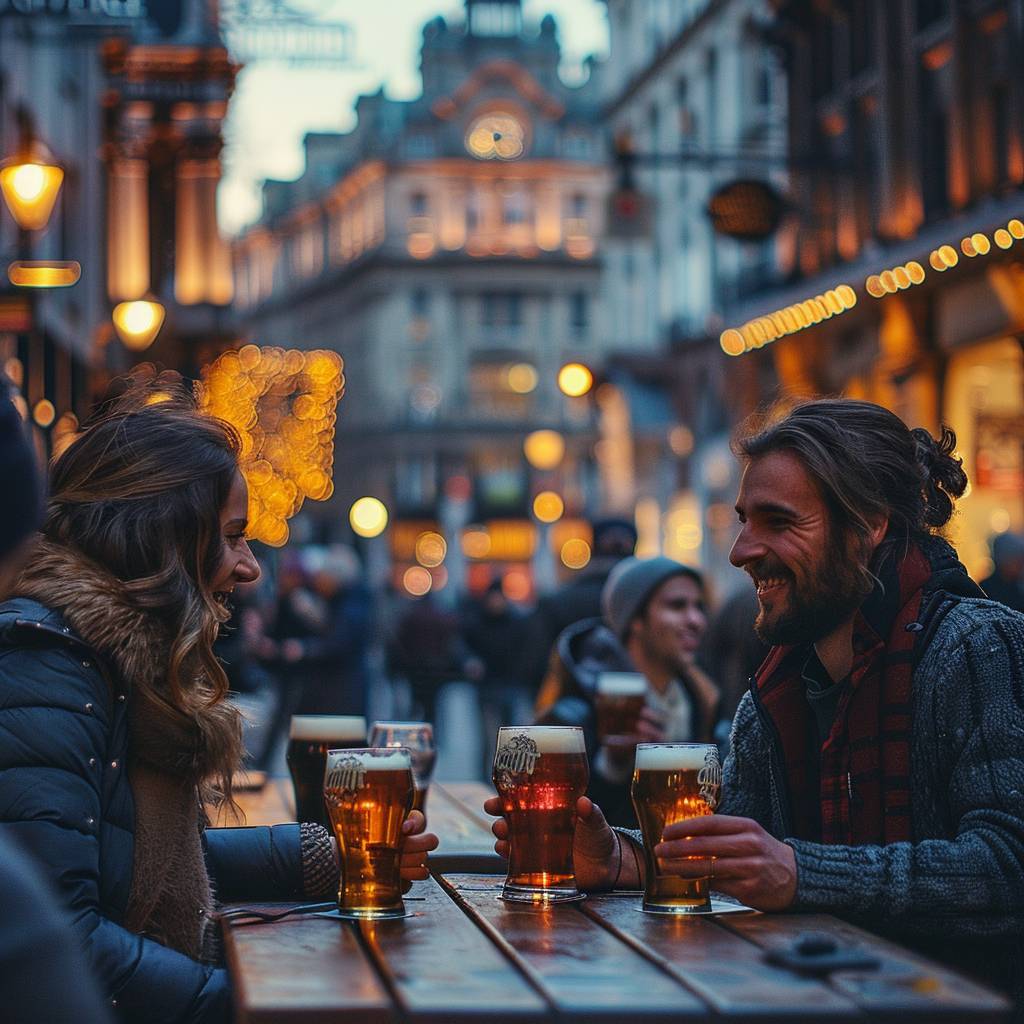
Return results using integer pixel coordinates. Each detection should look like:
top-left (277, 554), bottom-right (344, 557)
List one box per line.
top-left (719, 595), bottom-right (1024, 1006)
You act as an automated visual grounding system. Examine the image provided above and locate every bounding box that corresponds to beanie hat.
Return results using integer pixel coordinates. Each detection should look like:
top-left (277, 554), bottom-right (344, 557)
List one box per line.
top-left (601, 555), bottom-right (701, 642)
top-left (0, 379), bottom-right (43, 561)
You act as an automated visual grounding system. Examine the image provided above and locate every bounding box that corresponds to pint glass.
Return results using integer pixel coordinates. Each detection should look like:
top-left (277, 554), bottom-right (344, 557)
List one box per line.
top-left (631, 743), bottom-right (722, 914)
top-left (492, 725), bottom-right (589, 903)
top-left (594, 672), bottom-right (647, 740)
top-left (323, 747), bottom-right (414, 919)
top-left (368, 722), bottom-right (436, 814)
top-left (287, 715), bottom-right (367, 828)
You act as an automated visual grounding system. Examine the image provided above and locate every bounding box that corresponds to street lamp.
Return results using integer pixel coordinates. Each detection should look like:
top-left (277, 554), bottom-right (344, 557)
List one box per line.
top-left (0, 142), bottom-right (64, 232)
top-left (557, 362), bottom-right (593, 398)
top-left (112, 298), bottom-right (166, 351)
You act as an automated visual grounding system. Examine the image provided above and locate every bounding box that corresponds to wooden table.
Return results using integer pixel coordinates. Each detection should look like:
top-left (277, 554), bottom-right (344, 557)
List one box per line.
top-left (224, 775), bottom-right (503, 873)
top-left (223, 873), bottom-right (1010, 1023)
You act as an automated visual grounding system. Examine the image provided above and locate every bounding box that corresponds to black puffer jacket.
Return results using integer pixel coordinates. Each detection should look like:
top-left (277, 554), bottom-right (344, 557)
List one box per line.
top-left (0, 598), bottom-right (309, 1024)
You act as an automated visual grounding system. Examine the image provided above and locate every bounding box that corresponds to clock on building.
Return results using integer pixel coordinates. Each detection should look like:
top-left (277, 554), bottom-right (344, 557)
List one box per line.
top-left (465, 112), bottom-right (526, 160)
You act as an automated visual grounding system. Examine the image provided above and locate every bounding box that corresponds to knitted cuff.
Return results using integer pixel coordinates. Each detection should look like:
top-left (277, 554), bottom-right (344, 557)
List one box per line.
top-left (611, 826), bottom-right (644, 889)
top-left (299, 822), bottom-right (339, 900)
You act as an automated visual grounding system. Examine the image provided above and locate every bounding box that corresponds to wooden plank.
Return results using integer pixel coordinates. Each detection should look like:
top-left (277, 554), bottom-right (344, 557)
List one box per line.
top-left (222, 903), bottom-right (393, 1024)
top-left (355, 877), bottom-right (549, 1023)
top-left (581, 893), bottom-right (859, 1021)
top-left (427, 783), bottom-right (505, 873)
top-left (720, 912), bottom-right (1011, 1022)
top-left (435, 780), bottom-right (496, 828)
top-left (439, 873), bottom-right (709, 1020)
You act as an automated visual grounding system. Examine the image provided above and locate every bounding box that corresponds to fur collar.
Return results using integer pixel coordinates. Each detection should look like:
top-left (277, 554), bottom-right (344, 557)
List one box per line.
top-left (15, 536), bottom-right (170, 694)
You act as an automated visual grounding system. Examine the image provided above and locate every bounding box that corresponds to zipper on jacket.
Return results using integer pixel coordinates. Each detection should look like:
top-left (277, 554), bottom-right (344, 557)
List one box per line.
top-left (748, 678), bottom-right (795, 837)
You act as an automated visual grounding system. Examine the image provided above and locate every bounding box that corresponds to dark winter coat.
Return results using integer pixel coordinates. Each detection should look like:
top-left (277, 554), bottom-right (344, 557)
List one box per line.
top-left (0, 598), bottom-right (309, 1024)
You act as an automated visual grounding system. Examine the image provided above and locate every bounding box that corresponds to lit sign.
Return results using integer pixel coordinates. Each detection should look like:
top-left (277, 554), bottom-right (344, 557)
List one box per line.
top-left (707, 179), bottom-right (786, 242)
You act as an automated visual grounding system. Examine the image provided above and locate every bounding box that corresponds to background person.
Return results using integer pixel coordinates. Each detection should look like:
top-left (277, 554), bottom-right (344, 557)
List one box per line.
top-left (536, 556), bottom-right (720, 826)
top-left (0, 376), bottom-right (436, 1024)
top-left (980, 531), bottom-right (1024, 613)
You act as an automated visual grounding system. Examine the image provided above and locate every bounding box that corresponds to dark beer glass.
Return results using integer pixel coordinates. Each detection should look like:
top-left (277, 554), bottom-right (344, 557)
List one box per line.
top-left (286, 715), bottom-right (367, 828)
top-left (492, 725), bottom-right (589, 903)
top-left (323, 747), bottom-right (415, 919)
top-left (368, 722), bottom-right (436, 814)
top-left (631, 743), bottom-right (722, 914)
top-left (594, 671), bottom-right (647, 740)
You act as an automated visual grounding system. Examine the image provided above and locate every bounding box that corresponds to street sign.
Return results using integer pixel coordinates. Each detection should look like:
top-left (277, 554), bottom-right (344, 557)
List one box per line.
top-left (707, 179), bottom-right (786, 241)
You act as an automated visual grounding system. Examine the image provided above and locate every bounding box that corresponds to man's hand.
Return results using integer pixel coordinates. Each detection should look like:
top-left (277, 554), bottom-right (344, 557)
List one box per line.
top-left (601, 707), bottom-right (666, 770)
top-left (483, 795), bottom-right (630, 890)
top-left (400, 810), bottom-right (438, 889)
top-left (655, 814), bottom-right (797, 911)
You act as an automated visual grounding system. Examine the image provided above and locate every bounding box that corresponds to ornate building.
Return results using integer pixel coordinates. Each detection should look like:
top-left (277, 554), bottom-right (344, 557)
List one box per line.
top-left (233, 0), bottom-right (614, 598)
top-left (723, 0), bottom-right (1024, 578)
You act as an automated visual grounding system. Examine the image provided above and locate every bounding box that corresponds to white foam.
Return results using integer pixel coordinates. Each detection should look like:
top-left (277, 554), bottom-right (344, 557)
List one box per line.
top-left (634, 743), bottom-right (717, 771)
top-left (290, 715), bottom-right (367, 742)
top-left (596, 672), bottom-right (647, 696)
top-left (495, 726), bottom-right (586, 755)
top-left (326, 748), bottom-right (412, 771)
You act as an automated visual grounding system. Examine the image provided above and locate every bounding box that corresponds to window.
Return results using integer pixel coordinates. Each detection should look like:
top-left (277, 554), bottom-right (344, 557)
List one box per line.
top-left (919, 66), bottom-right (950, 218)
top-left (569, 291), bottom-right (588, 333)
top-left (849, 0), bottom-right (875, 75)
top-left (811, 17), bottom-right (834, 99)
top-left (410, 288), bottom-right (430, 317)
top-left (915, 0), bottom-right (949, 31)
top-left (705, 49), bottom-right (718, 146)
top-left (410, 192), bottom-right (428, 216)
top-left (482, 291), bottom-right (523, 329)
top-left (570, 193), bottom-right (587, 219)
top-left (502, 189), bottom-right (529, 225)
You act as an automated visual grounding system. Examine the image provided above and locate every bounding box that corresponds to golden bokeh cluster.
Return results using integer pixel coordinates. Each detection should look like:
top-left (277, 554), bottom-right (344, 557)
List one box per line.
top-left (199, 345), bottom-right (345, 548)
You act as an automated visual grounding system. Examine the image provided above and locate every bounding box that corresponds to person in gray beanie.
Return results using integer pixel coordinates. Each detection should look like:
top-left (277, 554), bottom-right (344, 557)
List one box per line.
top-left (535, 555), bottom-right (721, 827)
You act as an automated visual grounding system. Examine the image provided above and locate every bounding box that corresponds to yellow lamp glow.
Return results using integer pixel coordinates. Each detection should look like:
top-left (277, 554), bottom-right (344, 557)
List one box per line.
top-left (0, 147), bottom-right (64, 231)
top-left (32, 398), bottom-right (55, 428)
top-left (8, 260), bottom-right (80, 288)
top-left (560, 538), bottom-right (591, 570)
top-left (557, 363), bottom-right (593, 398)
top-left (350, 496), bottom-right (388, 538)
top-left (523, 429), bottom-right (565, 470)
top-left (415, 531), bottom-right (447, 567)
top-left (507, 363), bottom-right (538, 394)
top-left (532, 491), bottom-right (564, 524)
top-left (403, 566), bottom-right (433, 597)
top-left (112, 299), bottom-right (165, 351)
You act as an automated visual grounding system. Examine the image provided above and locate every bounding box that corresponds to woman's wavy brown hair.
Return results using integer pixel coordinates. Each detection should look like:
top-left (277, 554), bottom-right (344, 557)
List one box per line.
top-left (44, 369), bottom-right (246, 806)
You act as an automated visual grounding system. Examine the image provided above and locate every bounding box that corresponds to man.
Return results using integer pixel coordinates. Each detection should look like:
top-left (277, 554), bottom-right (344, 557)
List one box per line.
top-left (488, 399), bottom-right (1024, 1009)
top-left (535, 556), bottom-right (720, 826)
top-left (980, 530), bottom-right (1024, 613)
top-left (0, 378), bottom-right (113, 1023)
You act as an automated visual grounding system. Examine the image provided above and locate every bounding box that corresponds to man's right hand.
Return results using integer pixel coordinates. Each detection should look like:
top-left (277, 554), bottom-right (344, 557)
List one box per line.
top-left (483, 795), bottom-right (628, 891)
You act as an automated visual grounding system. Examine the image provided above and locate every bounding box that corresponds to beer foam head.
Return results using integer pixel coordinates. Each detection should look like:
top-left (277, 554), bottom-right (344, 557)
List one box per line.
top-left (634, 743), bottom-right (717, 771)
top-left (290, 715), bottom-right (367, 742)
top-left (327, 747), bottom-right (411, 770)
top-left (496, 726), bottom-right (586, 754)
top-left (596, 672), bottom-right (647, 696)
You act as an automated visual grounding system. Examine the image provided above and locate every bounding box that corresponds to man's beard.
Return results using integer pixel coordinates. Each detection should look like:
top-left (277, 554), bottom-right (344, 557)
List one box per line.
top-left (752, 531), bottom-right (871, 646)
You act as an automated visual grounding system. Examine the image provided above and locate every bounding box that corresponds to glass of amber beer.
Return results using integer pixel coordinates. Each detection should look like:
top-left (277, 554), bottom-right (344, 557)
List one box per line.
top-left (287, 715), bottom-right (367, 828)
top-left (631, 742), bottom-right (722, 914)
top-left (323, 747), bottom-right (415, 919)
top-left (492, 725), bottom-right (589, 903)
top-left (594, 672), bottom-right (647, 741)
top-left (368, 722), bottom-right (436, 814)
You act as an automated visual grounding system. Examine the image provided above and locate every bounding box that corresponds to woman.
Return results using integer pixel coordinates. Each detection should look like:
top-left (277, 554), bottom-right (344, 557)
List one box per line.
top-left (0, 375), bottom-right (436, 1022)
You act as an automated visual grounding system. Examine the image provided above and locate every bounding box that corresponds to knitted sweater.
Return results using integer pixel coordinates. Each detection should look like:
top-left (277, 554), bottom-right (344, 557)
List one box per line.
top-left (719, 595), bottom-right (1024, 1007)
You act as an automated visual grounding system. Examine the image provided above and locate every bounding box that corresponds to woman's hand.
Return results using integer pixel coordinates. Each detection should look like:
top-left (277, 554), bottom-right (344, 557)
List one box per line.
top-left (483, 795), bottom-right (633, 891)
top-left (399, 809), bottom-right (438, 889)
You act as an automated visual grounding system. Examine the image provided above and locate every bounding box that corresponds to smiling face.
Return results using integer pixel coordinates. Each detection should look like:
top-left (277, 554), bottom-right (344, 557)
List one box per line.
top-left (631, 573), bottom-right (707, 673)
top-left (209, 471), bottom-right (260, 601)
top-left (730, 450), bottom-right (868, 646)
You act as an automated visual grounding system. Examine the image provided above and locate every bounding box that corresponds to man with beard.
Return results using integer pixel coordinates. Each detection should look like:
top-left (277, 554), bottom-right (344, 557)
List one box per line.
top-left (486, 398), bottom-right (1024, 1012)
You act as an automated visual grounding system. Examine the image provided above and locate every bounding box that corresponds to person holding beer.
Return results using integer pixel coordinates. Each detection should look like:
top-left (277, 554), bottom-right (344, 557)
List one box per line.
top-left (536, 556), bottom-right (721, 826)
top-left (0, 373), bottom-right (437, 1024)
top-left (492, 399), bottom-right (1024, 1013)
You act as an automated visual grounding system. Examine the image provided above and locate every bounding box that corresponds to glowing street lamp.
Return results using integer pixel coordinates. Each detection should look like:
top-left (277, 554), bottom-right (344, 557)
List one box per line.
top-left (524, 429), bottom-right (565, 470)
top-left (557, 362), bottom-right (593, 398)
top-left (0, 143), bottom-right (64, 232)
top-left (350, 496), bottom-right (388, 538)
top-left (112, 299), bottom-right (165, 351)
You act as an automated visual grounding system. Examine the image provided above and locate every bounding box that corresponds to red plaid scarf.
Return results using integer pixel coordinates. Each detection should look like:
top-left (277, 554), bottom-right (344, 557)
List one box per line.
top-left (753, 538), bottom-right (949, 846)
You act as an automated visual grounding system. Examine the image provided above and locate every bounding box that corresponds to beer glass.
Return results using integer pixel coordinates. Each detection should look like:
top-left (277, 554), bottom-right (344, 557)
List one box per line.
top-left (368, 722), bottom-right (436, 814)
top-left (631, 742), bottom-right (722, 914)
top-left (492, 725), bottom-right (589, 903)
top-left (323, 747), bottom-right (415, 919)
top-left (594, 672), bottom-right (647, 740)
top-left (286, 715), bottom-right (367, 828)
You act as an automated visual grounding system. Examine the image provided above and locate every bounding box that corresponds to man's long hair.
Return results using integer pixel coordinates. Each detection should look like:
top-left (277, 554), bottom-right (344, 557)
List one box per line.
top-left (733, 398), bottom-right (969, 591)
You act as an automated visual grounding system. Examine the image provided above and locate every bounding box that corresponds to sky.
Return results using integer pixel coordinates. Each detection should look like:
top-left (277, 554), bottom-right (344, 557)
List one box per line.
top-left (218, 0), bottom-right (610, 235)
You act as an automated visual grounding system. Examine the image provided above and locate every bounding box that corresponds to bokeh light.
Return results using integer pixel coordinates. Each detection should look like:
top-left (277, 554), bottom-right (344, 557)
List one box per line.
top-left (415, 531), bottom-right (447, 567)
top-left (560, 538), bottom-right (591, 569)
top-left (557, 362), bottom-right (593, 397)
top-left (403, 566), bottom-right (432, 596)
top-left (523, 429), bottom-right (565, 470)
top-left (532, 491), bottom-right (564, 523)
top-left (350, 497), bottom-right (389, 538)
top-left (506, 363), bottom-right (538, 393)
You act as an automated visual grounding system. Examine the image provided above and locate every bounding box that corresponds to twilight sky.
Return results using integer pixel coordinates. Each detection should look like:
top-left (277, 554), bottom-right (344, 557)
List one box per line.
top-left (218, 0), bottom-right (609, 235)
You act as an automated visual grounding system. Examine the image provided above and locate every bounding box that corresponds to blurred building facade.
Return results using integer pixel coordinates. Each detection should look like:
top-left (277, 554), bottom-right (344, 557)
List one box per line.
top-left (234, 0), bottom-right (621, 600)
top-left (0, 0), bottom-right (236, 446)
top-left (595, 0), bottom-right (786, 593)
top-left (722, 0), bottom-right (1024, 578)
